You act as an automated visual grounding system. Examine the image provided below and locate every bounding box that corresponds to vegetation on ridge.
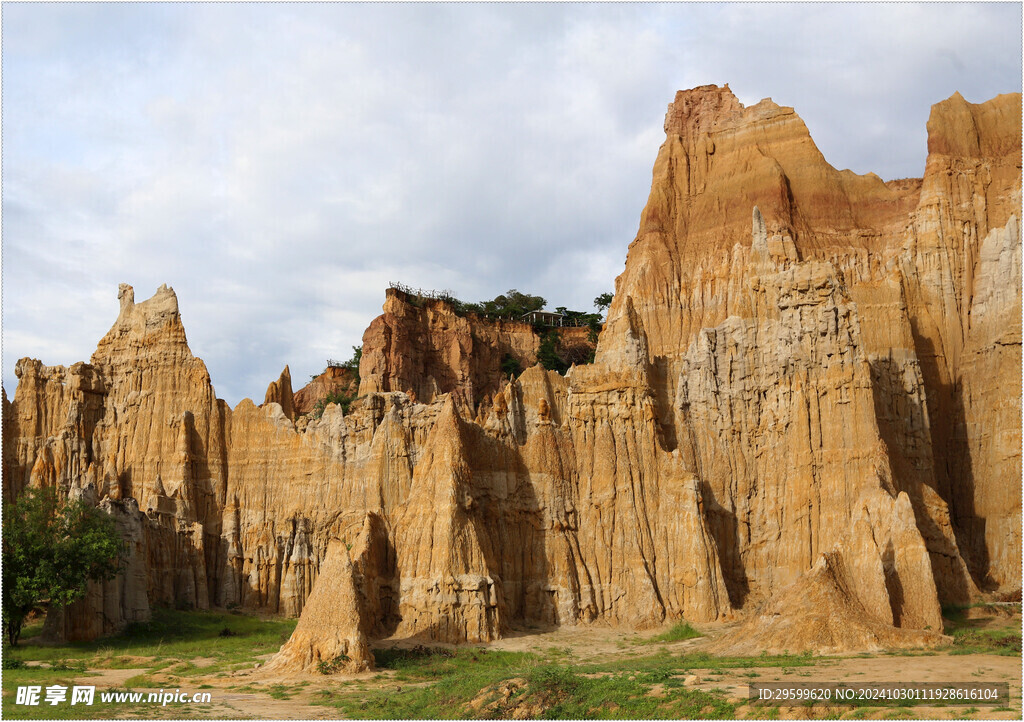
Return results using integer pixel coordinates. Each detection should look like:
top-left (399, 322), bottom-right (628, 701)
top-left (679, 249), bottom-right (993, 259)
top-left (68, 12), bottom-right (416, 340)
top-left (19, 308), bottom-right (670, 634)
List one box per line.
top-left (538, 330), bottom-right (569, 374)
top-left (339, 345), bottom-right (362, 376)
top-left (311, 345), bottom-right (362, 418)
top-left (402, 285), bottom-right (611, 327)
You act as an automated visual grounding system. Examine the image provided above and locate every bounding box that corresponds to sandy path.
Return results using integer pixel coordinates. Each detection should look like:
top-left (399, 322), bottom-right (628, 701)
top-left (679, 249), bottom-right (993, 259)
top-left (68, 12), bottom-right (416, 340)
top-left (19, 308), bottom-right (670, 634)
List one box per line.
top-left (196, 692), bottom-right (340, 720)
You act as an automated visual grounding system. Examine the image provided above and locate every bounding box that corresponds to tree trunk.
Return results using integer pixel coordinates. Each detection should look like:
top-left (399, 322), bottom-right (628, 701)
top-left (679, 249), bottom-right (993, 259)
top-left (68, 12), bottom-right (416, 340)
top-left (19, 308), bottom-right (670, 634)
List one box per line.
top-left (5, 617), bottom-right (22, 647)
top-left (41, 603), bottom-right (68, 644)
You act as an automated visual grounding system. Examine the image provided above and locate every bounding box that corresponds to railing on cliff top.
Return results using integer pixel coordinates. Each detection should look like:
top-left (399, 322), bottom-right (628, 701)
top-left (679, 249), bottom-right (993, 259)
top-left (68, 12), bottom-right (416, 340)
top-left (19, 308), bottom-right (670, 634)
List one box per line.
top-left (387, 282), bottom-right (594, 327)
top-left (388, 282), bottom-right (458, 302)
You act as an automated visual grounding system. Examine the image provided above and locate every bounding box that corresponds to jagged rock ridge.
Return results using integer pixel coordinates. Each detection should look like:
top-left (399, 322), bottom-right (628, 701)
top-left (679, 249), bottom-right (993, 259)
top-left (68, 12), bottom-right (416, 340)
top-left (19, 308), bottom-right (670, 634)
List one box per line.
top-left (3, 86), bottom-right (1019, 655)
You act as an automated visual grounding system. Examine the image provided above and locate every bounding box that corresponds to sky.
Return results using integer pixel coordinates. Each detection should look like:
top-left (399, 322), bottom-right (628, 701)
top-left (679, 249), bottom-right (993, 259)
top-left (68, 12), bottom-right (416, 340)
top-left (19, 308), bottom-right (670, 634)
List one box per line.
top-left (3, 2), bottom-right (1021, 405)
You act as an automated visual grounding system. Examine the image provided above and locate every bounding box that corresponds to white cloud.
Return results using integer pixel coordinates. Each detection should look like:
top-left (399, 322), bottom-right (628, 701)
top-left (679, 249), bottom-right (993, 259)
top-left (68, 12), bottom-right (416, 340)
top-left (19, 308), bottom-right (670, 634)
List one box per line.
top-left (3, 3), bottom-right (1020, 403)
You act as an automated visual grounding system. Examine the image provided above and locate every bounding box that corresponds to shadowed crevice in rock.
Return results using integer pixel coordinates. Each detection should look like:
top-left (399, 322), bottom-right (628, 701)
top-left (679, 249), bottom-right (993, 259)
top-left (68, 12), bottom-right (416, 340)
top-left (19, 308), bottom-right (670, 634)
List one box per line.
top-left (866, 354), bottom-right (976, 605)
top-left (696, 484), bottom-right (750, 609)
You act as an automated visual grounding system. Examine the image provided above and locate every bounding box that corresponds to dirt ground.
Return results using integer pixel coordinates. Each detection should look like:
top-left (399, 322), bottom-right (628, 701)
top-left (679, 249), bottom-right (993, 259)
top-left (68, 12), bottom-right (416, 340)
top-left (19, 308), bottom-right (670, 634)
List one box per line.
top-left (23, 609), bottom-right (1016, 720)
top-left (493, 622), bottom-right (1021, 720)
top-left (193, 614), bottom-right (1020, 720)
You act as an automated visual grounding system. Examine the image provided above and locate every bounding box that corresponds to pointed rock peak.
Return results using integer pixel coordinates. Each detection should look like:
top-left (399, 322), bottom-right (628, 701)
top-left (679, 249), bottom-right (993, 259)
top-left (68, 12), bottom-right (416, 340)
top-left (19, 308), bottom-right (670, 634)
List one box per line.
top-left (664, 84), bottom-right (745, 136)
top-left (263, 366), bottom-right (295, 420)
top-left (265, 538), bottom-right (374, 674)
top-left (118, 283), bottom-right (135, 314)
top-left (927, 91), bottom-right (1020, 159)
top-left (136, 284), bottom-right (179, 317)
top-left (93, 284), bottom-right (189, 365)
top-left (435, 393), bottom-right (464, 430)
top-left (109, 283), bottom-right (179, 322)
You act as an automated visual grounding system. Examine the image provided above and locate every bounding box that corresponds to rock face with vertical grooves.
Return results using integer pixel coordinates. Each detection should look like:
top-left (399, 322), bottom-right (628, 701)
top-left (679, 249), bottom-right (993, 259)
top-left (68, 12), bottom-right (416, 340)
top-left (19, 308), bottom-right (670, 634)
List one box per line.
top-left (707, 549), bottom-right (947, 656)
top-left (3, 87), bottom-right (1019, 655)
top-left (265, 536), bottom-right (374, 674)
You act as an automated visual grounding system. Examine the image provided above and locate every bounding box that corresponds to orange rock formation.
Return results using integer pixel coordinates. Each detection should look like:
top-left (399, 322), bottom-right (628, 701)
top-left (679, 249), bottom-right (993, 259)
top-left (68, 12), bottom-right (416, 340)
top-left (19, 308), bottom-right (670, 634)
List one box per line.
top-left (356, 287), bottom-right (593, 409)
top-left (292, 366), bottom-right (357, 416)
top-left (3, 86), bottom-right (1019, 656)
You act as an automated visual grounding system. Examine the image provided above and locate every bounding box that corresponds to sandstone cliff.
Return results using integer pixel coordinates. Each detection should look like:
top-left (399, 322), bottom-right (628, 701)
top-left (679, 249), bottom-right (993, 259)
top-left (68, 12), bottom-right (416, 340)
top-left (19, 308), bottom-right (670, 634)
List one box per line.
top-left (601, 85), bottom-right (1019, 606)
top-left (292, 366), bottom-right (358, 416)
top-left (3, 86), bottom-right (1019, 655)
top-left (357, 287), bottom-right (594, 410)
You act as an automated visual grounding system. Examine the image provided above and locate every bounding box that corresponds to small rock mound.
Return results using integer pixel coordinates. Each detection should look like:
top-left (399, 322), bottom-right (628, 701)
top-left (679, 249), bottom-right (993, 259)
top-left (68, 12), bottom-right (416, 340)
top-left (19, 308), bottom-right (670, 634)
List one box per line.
top-left (468, 677), bottom-right (544, 720)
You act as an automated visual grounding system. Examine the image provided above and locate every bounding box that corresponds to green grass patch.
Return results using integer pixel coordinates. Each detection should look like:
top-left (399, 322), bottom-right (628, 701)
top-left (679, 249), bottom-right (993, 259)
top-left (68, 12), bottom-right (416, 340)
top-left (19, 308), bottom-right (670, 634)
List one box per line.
top-left (2, 607), bottom-right (296, 671)
top-left (328, 647), bottom-right (531, 718)
top-left (0, 669), bottom-right (122, 721)
top-left (122, 673), bottom-right (176, 689)
top-left (311, 645), bottom-right (768, 718)
top-left (524, 663), bottom-right (733, 719)
top-left (1, 607), bottom-right (298, 719)
top-left (940, 607), bottom-right (1022, 657)
top-left (645, 621), bottom-right (702, 644)
top-left (947, 627), bottom-right (1021, 656)
top-left (575, 649), bottom-right (817, 677)
top-left (19, 619), bottom-right (45, 641)
top-left (267, 684), bottom-right (296, 700)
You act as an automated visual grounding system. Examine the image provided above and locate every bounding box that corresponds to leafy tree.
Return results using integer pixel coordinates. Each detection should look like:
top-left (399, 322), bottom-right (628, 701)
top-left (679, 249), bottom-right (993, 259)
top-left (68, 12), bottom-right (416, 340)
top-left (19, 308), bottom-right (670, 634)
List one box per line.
top-left (537, 331), bottom-right (569, 374)
top-left (481, 289), bottom-right (547, 320)
top-left (2, 487), bottom-right (125, 646)
top-left (594, 292), bottom-right (614, 313)
top-left (500, 354), bottom-right (522, 378)
top-left (341, 346), bottom-right (362, 383)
